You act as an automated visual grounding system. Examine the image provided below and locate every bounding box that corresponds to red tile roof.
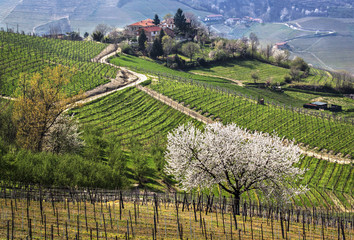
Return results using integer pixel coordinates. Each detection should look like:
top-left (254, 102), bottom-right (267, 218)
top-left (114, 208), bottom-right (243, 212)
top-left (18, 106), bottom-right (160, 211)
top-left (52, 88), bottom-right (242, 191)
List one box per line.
top-left (129, 19), bottom-right (155, 27)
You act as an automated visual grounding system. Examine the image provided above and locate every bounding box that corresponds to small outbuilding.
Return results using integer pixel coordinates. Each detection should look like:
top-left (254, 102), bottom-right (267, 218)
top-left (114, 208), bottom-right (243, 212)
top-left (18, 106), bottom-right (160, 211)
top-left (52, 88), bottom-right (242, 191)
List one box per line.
top-left (303, 101), bottom-right (327, 110)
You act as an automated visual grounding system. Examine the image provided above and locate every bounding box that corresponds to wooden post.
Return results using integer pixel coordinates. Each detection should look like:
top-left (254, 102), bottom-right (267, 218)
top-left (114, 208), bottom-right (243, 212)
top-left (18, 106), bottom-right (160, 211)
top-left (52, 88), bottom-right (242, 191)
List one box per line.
top-left (77, 214), bottom-right (80, 240)
top-left (85, 201), bottom-right (88, 232)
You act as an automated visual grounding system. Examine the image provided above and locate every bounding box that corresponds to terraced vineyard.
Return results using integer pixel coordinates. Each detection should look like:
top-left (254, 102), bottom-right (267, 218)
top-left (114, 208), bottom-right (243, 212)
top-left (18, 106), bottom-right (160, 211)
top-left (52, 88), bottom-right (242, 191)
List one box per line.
top-left (110, 55), bottom-right (354, 115)
top-left (147, 78), bottom-right (353, 157)
top-left (225, 155), bottom-right (353, 211)
top-left (295, 157), bottom-right (353, 210)
top-left (69, 87), bottom-right (203, 145)
top-left (0, 32), bottom-right (118, 96)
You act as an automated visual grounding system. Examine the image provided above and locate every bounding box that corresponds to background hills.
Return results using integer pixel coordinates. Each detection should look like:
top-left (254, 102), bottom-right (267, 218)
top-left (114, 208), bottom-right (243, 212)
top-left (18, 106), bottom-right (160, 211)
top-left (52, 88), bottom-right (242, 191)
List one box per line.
top-left (0, 0), bottom-right (212, 34)
top-left (1, 0), bottom-right (353, 34)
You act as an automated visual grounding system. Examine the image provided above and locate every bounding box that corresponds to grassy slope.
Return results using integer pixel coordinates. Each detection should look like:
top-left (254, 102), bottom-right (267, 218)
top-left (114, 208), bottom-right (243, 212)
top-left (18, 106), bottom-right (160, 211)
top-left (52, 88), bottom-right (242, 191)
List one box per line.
top-left (69, 86), bottom-right (203, 191)
top-left (69, 85), bottom-right (352, 208)
top-left (190, 58), bottom-right (290, 84)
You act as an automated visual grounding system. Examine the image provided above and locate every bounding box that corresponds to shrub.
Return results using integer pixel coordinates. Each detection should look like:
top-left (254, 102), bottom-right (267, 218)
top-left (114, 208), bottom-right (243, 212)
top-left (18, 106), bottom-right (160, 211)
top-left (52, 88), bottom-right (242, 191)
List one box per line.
top-left (284, 75), bottom-right (292, 83)
top-left (140, 79), bottom-right (152, 86)
top-left (197, 57), bottom-right (208, 67)
top-left (170, 63), bottom-right (178, 69)
top-left (120, 43), bottom-right (134, 55)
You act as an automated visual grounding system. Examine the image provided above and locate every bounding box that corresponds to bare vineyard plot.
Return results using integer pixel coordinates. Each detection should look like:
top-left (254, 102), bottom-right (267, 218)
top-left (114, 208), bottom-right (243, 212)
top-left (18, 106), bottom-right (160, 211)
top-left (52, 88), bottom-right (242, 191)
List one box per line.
top-left (0, 187), bottom-right (352, 240)
top-left (0, 32), bottom-right (118, 96)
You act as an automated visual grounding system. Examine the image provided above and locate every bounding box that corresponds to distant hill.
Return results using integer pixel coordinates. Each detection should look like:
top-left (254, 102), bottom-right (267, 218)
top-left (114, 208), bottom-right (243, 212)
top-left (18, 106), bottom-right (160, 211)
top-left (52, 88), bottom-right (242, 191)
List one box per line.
top-left (177, 0), bottom-right (353, 22)
top-left (0, 0), bottom-right (213, 35)
top-left (239, 17), bottom-right (354, 74)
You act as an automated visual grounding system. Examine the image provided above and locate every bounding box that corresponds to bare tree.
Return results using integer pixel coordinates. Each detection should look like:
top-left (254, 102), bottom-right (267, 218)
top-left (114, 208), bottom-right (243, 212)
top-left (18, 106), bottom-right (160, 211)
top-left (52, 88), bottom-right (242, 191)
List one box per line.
top-left (249, 32), bottom-right (259, 57)
top-left (93, 24), bottom-right (112, 36)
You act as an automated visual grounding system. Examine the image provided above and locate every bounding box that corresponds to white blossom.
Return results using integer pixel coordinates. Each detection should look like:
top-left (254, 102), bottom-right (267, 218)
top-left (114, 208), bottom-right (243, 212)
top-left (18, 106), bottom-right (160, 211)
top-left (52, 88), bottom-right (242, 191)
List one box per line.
top-left (165, 122), bottom-right (305, 206)
top-left (43, 114), bottom-right (84, 154)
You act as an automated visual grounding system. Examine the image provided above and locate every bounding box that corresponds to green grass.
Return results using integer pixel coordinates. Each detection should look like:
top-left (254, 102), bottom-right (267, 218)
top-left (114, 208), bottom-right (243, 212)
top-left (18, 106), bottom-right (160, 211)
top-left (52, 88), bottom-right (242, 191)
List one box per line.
top-left (190, 58), bottom-right (290, 84)
top-left (110, 54), bottom-right (230, 85)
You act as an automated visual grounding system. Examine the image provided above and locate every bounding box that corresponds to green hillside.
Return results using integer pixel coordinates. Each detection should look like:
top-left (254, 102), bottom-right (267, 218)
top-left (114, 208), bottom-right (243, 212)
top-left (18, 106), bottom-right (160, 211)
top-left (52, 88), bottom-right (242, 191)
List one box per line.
top-left (147, 77), bottom-right (353, 157)
top-left (110, 55), bottom-right (354, 119)
top-left (0, 32), bottom-right (352, 213)
top-left (0, 32), bottom-right (117, 96)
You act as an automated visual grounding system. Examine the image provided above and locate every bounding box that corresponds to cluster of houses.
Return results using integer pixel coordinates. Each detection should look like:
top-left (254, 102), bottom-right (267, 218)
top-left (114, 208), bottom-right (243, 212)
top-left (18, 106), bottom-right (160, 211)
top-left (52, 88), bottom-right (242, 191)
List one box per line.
top-left (224, 16), bottom-right (263, 26)
top-left (203, 14), bottom-right (263, 26)
top-left (126, 18), bottom-right (175, 42)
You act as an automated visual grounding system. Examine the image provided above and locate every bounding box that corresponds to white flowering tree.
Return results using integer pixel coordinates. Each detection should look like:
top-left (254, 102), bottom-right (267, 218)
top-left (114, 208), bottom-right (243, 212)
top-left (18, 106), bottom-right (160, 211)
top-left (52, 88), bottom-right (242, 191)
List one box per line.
top-left (165, 122), bottom-right (305, 214)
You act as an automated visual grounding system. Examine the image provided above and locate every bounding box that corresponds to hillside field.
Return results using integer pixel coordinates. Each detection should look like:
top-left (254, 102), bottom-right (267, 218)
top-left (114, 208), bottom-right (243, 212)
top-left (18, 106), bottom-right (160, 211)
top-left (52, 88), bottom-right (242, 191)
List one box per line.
top-left (110, 55), bottom-right (354, 119)
top-left (0, 32), bottom-right (118, 96)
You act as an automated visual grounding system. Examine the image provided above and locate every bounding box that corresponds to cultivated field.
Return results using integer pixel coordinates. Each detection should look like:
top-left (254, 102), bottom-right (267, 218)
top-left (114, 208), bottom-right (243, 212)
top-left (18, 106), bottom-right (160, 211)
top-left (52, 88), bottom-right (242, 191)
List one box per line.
top-left (147, 76), bottom-right (354, 157)
top-left (110, 54), bottom-right (354, 118)
top-left (0, 32), bottom-right (117, 96)
top-left (0, 187), bottom-right (352, 239)
top-left (69, 87), bottom-right (203, 146)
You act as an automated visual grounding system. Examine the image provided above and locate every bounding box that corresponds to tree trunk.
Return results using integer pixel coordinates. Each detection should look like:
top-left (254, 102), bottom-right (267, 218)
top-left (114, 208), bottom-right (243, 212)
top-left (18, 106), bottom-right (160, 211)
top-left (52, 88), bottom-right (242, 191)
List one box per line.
top-left (233, 192), bottom-right (241, 215)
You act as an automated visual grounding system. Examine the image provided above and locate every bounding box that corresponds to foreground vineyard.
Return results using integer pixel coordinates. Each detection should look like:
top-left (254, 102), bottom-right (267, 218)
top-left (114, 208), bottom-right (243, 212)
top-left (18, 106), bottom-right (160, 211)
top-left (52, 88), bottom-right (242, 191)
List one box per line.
top-left (0, 32), bottom-right (118, 96)
top-left (146, 78), bottom-right (353, 158)
top-left (69, 87), bottom-right (203, 145)
top-left (0, 187), bottom-right (352, 239)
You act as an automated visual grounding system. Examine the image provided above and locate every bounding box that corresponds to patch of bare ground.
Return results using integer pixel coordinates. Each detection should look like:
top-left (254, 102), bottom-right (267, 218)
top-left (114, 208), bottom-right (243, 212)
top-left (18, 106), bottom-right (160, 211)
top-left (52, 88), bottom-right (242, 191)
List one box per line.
top-left (83, 69), bottom-right (138, 99)
top-left (191, 71), bottom-right (244, 86)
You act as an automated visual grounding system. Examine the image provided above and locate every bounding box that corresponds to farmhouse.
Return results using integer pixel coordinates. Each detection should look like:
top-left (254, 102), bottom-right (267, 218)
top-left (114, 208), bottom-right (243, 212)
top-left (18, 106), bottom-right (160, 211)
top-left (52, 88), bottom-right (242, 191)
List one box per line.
top-left (303, 101), bottom-right (327, 110)
top-left (126, 19), bottom-right (155, 35)
top-left (138, 26), bottom-right (175, 42)
top-left (275, 42), bottom-right (290, 50)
